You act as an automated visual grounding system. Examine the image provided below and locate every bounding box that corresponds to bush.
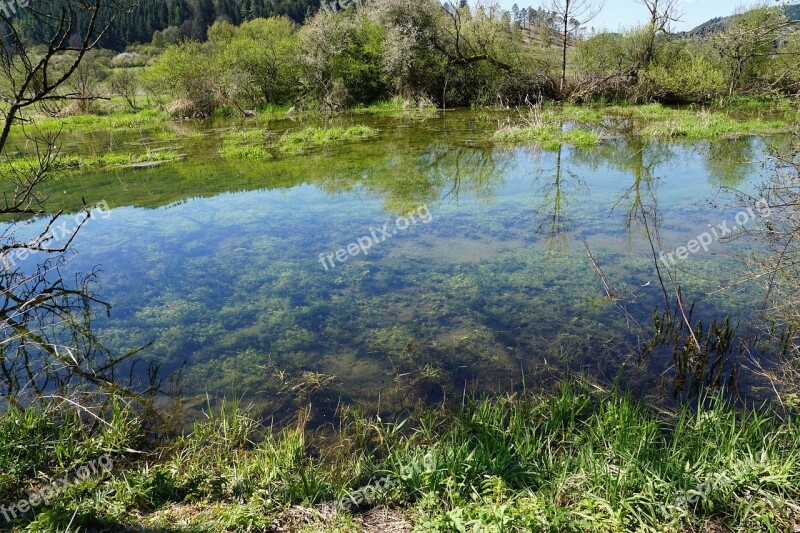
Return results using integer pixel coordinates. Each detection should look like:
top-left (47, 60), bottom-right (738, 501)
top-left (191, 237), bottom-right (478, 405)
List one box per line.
top-left (641, 50), bottom-right (726, 104)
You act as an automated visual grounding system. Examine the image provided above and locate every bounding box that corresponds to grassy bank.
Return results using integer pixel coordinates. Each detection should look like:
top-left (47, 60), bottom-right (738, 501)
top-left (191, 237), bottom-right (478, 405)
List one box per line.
top-left (559, 102), bottom-right (795, 137)
top-left (7, 109), bottom-right (170, 134)
top-left (492, 102), bottom-right (796, 149)
top-left (2, 382), bottom-right (798, 531)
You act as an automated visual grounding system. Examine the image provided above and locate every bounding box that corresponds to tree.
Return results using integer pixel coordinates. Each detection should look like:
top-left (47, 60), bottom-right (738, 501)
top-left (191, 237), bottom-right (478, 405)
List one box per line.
top-left (210, 17), bottom-right (300, 107)
top-left (549, 0), bottom-right (604, 91)
top-left (636, 0), bottom-right (682, 75)
top-left (109, 69), bottom-right (140, 110)
top-left (297, 10), bottom-right (385, 110)
top-left (0, 0), bottom-right (149, 406)
top-left (713, 5), bottom-right (791, 95)
top-left (145, 41), bottom-right (219, 115)
top-left (66, 51), bottom-right (111, 114)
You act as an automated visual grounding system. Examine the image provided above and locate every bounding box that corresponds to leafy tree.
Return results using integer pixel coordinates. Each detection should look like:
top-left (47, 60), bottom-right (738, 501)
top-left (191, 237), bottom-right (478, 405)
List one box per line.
top-left (144, 41), bottom-right (219, 115)
top-left (210, 17), bottom-right (300, 106)
top-left (713, 5), bottom-right (790, 95)
top-left (109, 68), bottom-right (140, 110)
top-left (635, 0), bottom-right (681, 76)
top-left (641, 41), bottom-right (725, 103)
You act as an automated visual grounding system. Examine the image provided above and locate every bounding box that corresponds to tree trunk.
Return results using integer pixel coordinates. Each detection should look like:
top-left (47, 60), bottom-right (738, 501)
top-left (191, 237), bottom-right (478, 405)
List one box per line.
top-left (560, 0), bottom-right (570, 91)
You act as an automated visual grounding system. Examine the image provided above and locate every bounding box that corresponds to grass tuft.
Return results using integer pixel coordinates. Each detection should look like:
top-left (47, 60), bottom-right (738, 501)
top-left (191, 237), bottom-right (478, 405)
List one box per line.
top-left (277, 125), bottom-right (378, 153)
top-left (493, 123), bottom-right (600, 150)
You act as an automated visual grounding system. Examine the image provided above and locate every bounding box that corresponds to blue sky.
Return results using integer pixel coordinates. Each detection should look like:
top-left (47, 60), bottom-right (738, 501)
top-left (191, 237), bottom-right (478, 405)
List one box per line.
top-left (493, 0), bottom-right (767, 32)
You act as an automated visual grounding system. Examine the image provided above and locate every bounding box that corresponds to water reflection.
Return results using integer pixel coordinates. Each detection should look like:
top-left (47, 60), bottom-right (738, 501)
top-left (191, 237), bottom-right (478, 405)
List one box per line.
top-left (2, 112), bottom-right (780, 418)
top-left (702, 138), bottom-right (755, 188)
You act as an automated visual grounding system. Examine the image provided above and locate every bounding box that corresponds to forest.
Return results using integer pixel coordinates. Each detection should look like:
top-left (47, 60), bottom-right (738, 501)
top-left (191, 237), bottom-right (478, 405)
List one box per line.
top-left (8, 0), bottom-right (799, 117)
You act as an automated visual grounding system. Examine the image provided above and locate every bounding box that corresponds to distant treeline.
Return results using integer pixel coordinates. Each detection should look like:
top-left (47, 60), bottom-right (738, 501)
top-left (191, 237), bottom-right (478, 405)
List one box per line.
top-left (12, 0), bottom-right (319, 50)
top-left (11, 0), bottom-right (800, 115)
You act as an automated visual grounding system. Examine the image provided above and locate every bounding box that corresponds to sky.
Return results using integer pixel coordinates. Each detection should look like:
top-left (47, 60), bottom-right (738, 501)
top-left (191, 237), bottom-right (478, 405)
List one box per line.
top-left (494, 0), bottom-right (770, 32)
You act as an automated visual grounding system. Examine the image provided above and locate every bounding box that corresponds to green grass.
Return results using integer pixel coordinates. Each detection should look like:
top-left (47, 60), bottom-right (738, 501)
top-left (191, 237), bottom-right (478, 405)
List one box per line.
top-left (495, 103), bottom-right (794, 145)
top-left (218, 125), bottom-right (378, 158)
top-left (10, 108), bottom-right (170, 133)
top-left (219, 129), bottom-right (272, 159)
top-left (277, 125), bottom-right (378, 153)
top-left (493, 123), bottom-right (600, 150)
top-left (350, 97), bottom-right (439, 116)
top-left (2, 382), bottom-right (798, 531)
top-left (0, 150), bottom-right (183, 175)
top-left (640, 112), bottom-right (788, 138)
top-left (549, 102), bottom-right (794, 138)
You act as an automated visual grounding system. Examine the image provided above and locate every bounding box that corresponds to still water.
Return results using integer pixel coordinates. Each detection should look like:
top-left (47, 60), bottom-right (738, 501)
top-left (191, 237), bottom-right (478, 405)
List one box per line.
top-left (5, 111), bottom-right (778, 419)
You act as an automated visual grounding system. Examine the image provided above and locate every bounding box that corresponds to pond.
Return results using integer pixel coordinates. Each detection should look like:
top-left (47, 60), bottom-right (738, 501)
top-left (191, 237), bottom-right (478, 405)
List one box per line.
top-left (3, 110), bottom-right (781, 422)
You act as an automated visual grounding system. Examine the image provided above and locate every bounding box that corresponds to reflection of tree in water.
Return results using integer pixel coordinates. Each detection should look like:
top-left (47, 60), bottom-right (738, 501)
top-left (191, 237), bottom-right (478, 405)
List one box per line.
top-left (530, 144), bottom-right (588, 249)
top-left (0, 258), bottom-right (145, 404)
top-left (0, 0), bottom-right (158, 410)
top-left (315, 142), bottom-right (508, 214)
top-left (701, 138), bottom-right (755, 189)
top-left (572, 135), bottom-right (754, 399)
top-left (418, 143), bottom-right (508, 206)
top-left (574, 135), bottom-right (671, 241)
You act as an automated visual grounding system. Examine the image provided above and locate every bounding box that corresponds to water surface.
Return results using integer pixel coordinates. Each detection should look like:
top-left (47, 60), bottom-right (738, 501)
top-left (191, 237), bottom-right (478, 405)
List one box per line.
top-left (3, 111), bottom-right (777, 419)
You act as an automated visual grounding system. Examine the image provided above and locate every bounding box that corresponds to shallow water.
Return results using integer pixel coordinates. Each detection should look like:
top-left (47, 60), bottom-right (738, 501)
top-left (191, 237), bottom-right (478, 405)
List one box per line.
top-left (2, 110), bottom-right (781, 419)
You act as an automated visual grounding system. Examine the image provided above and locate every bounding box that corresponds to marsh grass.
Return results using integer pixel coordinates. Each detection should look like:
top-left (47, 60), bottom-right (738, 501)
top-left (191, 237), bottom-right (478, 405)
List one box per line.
top-left (0, 150), bottom-right (183, 176)
top-left (219, 129), bottom-right (272, 159)
top-left (218, 125), bottom-right (378, 158)
top-left (350, 97), bottom-right (439, 116)
top-left (3, 382), bottom-right (798, 531)
top-left (495, 103), bottom-right (792, 147)
top-left (10, 108), bottom-right (169, 133)
top-left (493, 123), bottom-right (600, 150)
top-left (641, 113), bottom-right (788, 138)
top-left (552, 103), bottom-right (793, 138)
top-left (277, 125), bottom-right (378, 153)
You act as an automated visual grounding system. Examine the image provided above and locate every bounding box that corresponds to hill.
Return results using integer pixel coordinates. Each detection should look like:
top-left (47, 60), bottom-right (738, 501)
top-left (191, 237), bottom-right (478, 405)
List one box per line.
top-left (688, 3), bottom-right (800, 35)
